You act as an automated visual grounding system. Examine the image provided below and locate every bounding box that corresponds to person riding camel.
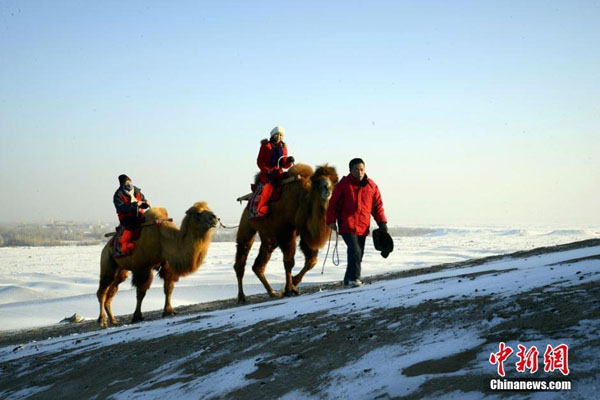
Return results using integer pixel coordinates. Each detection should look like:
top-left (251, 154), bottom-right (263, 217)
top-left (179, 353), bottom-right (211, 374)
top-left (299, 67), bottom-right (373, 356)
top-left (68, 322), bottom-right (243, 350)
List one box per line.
top-left (255, 126), bottom-right (295, 218)
top-left (113, 174), bottom-right (150, 254)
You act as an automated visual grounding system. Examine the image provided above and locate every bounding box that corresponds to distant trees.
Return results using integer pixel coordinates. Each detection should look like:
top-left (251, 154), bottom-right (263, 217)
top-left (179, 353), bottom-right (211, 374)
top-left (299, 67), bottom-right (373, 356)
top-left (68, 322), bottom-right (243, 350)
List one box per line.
top-left (0, 223), bottom-right (432, 247)
top-left (0, 224), bottom-right (108, 247)
top-left (0, 223), bottom-right (239, 247)
top-left (211, 229), bottom-right (238, 242)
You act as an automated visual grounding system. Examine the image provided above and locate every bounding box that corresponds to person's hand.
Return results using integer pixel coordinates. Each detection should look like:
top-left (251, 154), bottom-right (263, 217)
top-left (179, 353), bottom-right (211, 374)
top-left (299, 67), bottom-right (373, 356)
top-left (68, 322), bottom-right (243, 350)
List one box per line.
top-left (287, 156), bottom-right (295, 164)
top-left (329, 223), bottom-right (337, 231)
top-left (378, 222), bottom-right (388, 232)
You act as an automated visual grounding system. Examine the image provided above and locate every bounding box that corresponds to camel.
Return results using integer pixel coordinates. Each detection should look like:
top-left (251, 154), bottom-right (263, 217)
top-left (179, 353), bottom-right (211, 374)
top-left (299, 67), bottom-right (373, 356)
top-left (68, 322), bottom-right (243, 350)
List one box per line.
top-left (97, 202), bottom-right (218, 328)
top-left (234, 163), bottom-right (338, 302)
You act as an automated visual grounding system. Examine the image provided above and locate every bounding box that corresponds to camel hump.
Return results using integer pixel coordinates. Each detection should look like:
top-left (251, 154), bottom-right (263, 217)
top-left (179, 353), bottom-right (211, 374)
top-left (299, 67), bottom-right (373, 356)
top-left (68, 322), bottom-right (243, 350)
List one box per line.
top-left (288, 163), bottom-right (314, 178)
top-left (144, 207), bottom-right (169, 223)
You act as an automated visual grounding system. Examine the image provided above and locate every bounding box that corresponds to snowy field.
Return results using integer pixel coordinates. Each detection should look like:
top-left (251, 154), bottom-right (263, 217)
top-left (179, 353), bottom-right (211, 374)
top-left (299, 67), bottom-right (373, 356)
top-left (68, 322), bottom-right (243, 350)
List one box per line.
top-left (0, 236), bottom-right (598, 399)
top-left (0, 226), bottom-right (598, 331)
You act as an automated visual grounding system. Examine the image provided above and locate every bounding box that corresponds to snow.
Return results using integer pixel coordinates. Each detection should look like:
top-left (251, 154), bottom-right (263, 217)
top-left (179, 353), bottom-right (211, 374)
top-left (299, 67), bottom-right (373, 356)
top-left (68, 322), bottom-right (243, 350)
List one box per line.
top-left (0, 229), bottom-right (598, 399)
top-left (321, 329), bottom-right (485, 398)
top-left (0, 385), bottom-right (54, 400)
top-left (1, 243), bottom-right (598, 364)
top-left (0, 226), bottom-right (597, 331)
top-left (111, 357), bottom-right (259, 400)
top-left (278, 389), bottom-right (317, 400)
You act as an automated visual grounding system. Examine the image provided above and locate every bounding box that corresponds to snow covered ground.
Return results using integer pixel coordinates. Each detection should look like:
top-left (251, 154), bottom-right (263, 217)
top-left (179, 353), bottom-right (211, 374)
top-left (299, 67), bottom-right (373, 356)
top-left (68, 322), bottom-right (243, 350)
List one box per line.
top-left (0, 226), bottom-right (598, 331)
top-left (0, 237), bottom-right (598, 399)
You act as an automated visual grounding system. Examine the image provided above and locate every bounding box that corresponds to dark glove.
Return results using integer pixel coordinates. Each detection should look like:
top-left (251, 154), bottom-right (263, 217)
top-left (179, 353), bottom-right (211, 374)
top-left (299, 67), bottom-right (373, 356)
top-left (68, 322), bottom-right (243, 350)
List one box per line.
top-left (287, 156), bottom-right (295, 164)
top-left (140, 202), bottom-right (150, 209)
top-left (378, 222), bottom-right (388, 232)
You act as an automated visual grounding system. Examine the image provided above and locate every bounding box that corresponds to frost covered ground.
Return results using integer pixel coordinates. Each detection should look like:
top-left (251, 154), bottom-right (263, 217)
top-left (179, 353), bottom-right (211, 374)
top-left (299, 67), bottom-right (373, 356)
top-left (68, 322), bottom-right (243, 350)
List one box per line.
top-left (0, 236), bottom-right (598, 399)
top-left (0, 226), bottom-right (598, 331)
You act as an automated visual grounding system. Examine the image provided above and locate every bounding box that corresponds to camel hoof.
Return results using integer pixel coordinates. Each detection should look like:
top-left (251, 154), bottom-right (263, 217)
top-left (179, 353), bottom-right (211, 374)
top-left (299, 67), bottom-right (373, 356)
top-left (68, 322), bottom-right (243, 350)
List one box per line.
top-left (110, 318), bottom-right (120, 326)
top-left (162, 309), bottom-right (177, 317)
top-left (284, 288), bottom-right (300, 297)
top-left (237, 295), bottom-right (247, 304)
top-left (131, 315), bottom-right (144, 324)
top-left (268, 290), bottom-right (282, 298)
top-left (98, 318), bottom-right (108, 329)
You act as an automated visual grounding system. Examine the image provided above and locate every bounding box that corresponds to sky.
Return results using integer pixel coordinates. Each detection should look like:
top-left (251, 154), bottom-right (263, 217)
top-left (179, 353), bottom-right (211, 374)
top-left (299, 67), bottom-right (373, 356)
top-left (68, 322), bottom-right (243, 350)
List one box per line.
top-left (0, 0), bottom-right (599, 227)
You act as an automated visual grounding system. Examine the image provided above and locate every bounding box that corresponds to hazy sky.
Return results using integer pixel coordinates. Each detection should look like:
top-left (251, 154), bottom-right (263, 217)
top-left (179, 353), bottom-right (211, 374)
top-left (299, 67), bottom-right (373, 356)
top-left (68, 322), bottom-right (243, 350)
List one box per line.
top-left (1, 1), bottom-right (599, 227)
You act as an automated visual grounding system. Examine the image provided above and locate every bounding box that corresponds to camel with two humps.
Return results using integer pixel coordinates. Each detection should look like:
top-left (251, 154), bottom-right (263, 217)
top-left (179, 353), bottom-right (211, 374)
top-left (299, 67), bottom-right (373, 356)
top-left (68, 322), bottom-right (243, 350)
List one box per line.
top-left (234, 163), bottom-right (338, 302)
top-left (97, 202), bottom-right (218, 328)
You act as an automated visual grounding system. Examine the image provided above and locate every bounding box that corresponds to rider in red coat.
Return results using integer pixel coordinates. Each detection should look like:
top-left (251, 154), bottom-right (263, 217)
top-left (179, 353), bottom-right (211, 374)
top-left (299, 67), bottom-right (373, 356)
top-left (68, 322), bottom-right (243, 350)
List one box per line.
top-left (255, 126), bottom-right (295, 217)
top-left (113, 174), bottom-right (150, 253)
top-left (327, 158), bottom-right (387, 287)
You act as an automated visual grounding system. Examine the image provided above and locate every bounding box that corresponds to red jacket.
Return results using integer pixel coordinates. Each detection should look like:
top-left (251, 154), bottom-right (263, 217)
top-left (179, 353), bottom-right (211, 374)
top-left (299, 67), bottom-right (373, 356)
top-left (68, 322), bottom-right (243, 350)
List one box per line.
top-left (326, 174), bottom-right (387, 236)
top-left (257, 139), bottom-right (293, 182)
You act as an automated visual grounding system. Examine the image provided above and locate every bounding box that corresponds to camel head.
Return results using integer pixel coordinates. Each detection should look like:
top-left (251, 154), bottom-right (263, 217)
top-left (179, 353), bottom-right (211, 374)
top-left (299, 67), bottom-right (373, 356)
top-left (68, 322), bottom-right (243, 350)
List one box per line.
top-left (183, 202), bottom-right (219, 234)
top-left (311, 164), bottom-right (339, 202)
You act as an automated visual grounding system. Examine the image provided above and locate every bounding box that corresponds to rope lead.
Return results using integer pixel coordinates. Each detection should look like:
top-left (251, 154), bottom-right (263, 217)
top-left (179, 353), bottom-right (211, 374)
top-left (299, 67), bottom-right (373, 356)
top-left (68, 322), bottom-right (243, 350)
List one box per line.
top-left (218, 219), bottom-right (239, 229)
top-left (321, 230), bottom-right (340, 274)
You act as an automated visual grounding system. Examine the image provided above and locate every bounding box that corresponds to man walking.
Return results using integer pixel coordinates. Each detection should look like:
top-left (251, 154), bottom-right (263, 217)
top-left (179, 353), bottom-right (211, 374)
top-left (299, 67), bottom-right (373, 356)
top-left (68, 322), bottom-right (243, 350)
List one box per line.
top-left (326, 158), bottom-right (388, 287)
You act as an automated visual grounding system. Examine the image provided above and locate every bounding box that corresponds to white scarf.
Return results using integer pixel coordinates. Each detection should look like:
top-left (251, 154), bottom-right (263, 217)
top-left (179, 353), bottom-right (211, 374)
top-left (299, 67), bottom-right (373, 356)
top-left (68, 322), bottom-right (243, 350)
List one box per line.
top-left (126, 186), bottom-right (136, 203)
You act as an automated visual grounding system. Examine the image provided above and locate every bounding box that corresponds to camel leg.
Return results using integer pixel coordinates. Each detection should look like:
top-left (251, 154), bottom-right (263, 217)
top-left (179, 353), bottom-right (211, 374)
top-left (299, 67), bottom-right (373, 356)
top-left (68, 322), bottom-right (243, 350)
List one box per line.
top-left (104, 269), bottom-right (129, 326)
top-left (131, 270), bottom-right (154, 323)
top-left (234, 214), bottom-right (256, 303)
top-left (162, 278), bottom-right (176, 317)
top-left (97, 245), bottom-right (118, 329)
top-left (158, 262), bottom-right (180, 317)
top-left (280, 232), bottom-right (299, 296)
top-left (252, 238), bottom-right (279, 297)
top-left (293, 237), bottom-right (319, 286)
top-left (97, 276), bottom-right (113, 329)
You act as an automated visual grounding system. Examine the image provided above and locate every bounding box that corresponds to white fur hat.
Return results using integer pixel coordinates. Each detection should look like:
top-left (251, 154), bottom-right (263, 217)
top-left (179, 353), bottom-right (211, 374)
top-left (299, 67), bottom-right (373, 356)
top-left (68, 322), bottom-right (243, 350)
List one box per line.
top-left (270, 125), bottom-right (285, 138)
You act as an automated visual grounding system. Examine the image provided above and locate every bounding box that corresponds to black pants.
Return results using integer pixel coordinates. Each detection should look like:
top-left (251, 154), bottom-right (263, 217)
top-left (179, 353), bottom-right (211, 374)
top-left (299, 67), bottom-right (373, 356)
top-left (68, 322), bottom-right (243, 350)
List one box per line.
top-left (342, 234), bottom-right (366, 284)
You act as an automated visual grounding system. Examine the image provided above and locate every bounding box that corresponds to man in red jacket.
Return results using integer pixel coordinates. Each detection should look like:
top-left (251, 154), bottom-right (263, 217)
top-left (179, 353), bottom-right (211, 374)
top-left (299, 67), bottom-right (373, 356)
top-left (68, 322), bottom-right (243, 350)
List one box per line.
top-left (326, 158), bottom-right (388, 287)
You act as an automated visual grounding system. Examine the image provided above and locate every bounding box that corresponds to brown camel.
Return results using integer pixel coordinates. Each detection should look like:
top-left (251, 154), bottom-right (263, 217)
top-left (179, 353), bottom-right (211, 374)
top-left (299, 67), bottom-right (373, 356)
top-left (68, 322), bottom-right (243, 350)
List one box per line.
top-left (97, 202), bottom-right (218, 328)
top-left (234, 163), bottom-right (338, 302)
